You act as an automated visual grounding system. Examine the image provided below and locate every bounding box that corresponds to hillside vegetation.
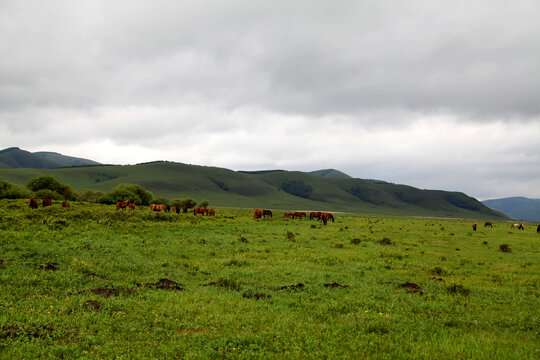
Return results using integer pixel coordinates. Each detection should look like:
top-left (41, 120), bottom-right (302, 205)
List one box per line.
top-left (0, 161), bottom-right (506, 219)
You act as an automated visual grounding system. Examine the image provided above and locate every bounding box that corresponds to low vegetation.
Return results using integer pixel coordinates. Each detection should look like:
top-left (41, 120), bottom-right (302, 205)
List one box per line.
top-left (0, 199), bottom-right (538, 359)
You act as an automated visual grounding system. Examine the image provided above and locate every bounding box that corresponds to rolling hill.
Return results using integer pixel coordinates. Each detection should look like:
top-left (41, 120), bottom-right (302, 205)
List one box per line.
top-left (482, 197), bottom-right (540, 222)
top-left (0, 159), bottom-right (506, 219)
top-left (0, 147), bottom-right (100, 168)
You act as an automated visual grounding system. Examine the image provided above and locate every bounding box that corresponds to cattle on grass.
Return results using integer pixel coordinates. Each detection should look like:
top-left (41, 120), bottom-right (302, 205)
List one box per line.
top-left (28, 198), bottom-right (38, 209)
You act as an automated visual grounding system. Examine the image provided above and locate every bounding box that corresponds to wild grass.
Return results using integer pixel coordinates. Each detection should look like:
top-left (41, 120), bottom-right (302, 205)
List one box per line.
top-left (0, 199), bottom-right (538, 359)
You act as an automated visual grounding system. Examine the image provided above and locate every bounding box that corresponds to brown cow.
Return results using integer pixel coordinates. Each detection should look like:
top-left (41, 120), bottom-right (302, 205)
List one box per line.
top-left (253, 209), bottom-right (262, 219)
top-left (208, 208), bottom-right (215, 216)
top-left (116, 200), bottom-right (129, 210)
top-left (292, 212), bottom-right (307, 220)
top-left (129, 201), bottom-right (136, 210)
top-left (62, 201), bottom-right (69, 208)
top-left (262, 209), bottom-right (272, 218)
top-left (194, 206), bottom-right (206, 216)
top-left (537, 224), bottom-right (540, 234)
top-left (150, 204), bottom-right (168, 212)
top-left (310, 212), bottom-right (322, 220)
top-left (484, 221), bottom-right (492, 228)
top-left (472, 222), bottom-right (477, 231)
top-left (284, 212), bottom-right (292, 219)
top-left (28, 198), bottom-right (38, 209)
top-left (42, 198), bottom-right (52, 207)
top-left (321, 212), bottom-right (335, 226)
top-left (182, 205), bottom-right (188, 213)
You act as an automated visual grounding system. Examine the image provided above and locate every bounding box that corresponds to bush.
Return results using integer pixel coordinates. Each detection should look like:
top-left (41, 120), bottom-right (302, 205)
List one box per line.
top-left (0, 178), bottom-right (33, 199)
top-left (151, 197), bottom-right (170, 205)
top-left (35, 189), bottom-right (63, 200)
top-left (98, 184), bottom-right (153, 205)
top-left (199, 200), bottom-right (209, 208)
top-left (27, 175), bottom-right (65, 193)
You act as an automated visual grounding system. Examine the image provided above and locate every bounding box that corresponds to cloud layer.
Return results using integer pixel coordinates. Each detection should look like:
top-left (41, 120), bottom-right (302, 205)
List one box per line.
top-left (1, 1), bottom-right (539, 200)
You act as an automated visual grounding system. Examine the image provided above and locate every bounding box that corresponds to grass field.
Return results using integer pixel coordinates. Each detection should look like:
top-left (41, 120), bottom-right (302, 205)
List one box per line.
top-left (1, 199), bottom-right (538, 359)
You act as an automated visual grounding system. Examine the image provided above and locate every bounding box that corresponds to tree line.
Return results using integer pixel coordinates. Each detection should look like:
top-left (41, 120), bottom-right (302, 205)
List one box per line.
top-left (0, 175), bottom-right (207, 209)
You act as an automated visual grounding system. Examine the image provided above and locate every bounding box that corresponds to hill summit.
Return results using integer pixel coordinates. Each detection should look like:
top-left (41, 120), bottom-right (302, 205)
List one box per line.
top-left (0, 147), bottom-right (100, 169)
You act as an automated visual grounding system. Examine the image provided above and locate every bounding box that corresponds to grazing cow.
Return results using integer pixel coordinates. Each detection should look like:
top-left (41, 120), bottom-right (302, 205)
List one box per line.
top-left (511, 223), bottom-right (524, 230)
top-left (129, 201), bottom-right (136, 210)
top-left (284, 212), bottom-right (292, 219)
top-left (208, 208), bottom-right (215, 216)
top-left (484, 221), bottom-right (492, 228)
top-left (310, 212), bottom-right (322, 220)
top-left (253, 209), bottom-right (262, 219)
top-left (262, 209), bottom-right (273, 218)
top-left (170, 206), bottom-right (181, 213)
top-left (321, 212), bottom-right (335, 226)
top-left (62, 201), bottom-right (69, 208)
top-left (194, 206), bottom-right (206, 216)
top-left (116, 200), bottom-right (129, 210)
top-left (472, 222), bottom-right (477, 231)
top-left (42, 198), bottom-right (52, 207)
top-left (537, 224), bottom-right (540, 234)
top-left (28, 198), bottom-right (39, 209)
top-left (182, 205), bottom-right (188, 213)
top-left (150, 204), bottom-right (168, 212)
top-left (292, 212), bottom-right (307, 220)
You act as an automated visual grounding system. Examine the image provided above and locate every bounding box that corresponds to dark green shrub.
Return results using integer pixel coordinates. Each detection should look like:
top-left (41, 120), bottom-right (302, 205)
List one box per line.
top-left (35, 189), bottom-right (63, 200)
top-left (0, 178), bottom-right (32, 199)
top-left (499, 244), bottom-right (512, 253)
top-left (99, 184), bottom-right (153, 205)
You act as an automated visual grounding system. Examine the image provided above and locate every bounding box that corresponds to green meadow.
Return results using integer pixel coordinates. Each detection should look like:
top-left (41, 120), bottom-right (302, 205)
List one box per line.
top-left (1, 199), bottom-right (538, 359)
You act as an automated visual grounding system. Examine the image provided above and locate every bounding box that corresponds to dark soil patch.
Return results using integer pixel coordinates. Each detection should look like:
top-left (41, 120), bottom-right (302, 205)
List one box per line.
top-left (447, 284), bottom-right (470, 296)
top-left (324, 282), bottom-right (350, 289)
top-left (90, 288), bottom-right (121, 298)
top-left (377, 237), bottom-right (393, 245)
top-left (38, 262), bottom-right (59, 271)
top-left (146, 278), bottom-right (184, 291)
top-left (84, 300), bottom-right (101, 311)
top-left (400, 282), bottom-right (424, 295)
top-left (431, 277), bottom-right (444, 282)
top-left (242, 291), bottom-right (271, 300)
top-left (276, 283), bottom-right (305, 291)
top-left (0, 324), bottom-right (52, 339)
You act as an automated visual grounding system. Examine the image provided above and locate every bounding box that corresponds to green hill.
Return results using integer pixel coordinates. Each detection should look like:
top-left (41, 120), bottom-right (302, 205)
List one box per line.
top-left (305, 169), bottom-right (353, 179)
top-left (0, 147), bottom-right (100, 168)
top-left (0, 160), bottom-right (506, 219)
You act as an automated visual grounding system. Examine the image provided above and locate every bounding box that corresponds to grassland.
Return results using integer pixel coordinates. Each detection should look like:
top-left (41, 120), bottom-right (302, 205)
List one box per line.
top-left (0, 200), bottom-right (538, 359)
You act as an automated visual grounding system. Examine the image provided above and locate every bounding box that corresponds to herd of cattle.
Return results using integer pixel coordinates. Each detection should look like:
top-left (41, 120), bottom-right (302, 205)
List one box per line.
top-left (253, 209), bottom-right (336, 226)
top-left (25, 198), bottom-right (540, 232)
top-left (472, 221), bottom-right (540, 233)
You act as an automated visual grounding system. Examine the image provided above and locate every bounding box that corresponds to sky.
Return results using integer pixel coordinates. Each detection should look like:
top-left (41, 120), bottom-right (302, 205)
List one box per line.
top-left (1, 0), bottom-right (539, 200)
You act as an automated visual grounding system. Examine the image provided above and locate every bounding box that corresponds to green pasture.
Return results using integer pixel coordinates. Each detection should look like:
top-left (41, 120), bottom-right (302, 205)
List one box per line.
top-left (0, 199), bottom-right (538, 359)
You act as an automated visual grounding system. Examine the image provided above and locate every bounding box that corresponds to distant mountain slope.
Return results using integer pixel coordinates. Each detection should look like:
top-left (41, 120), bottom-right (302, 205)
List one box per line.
top-left (0, 160), bottom-right (507, 219)
top-left (306, 169), bottom-right (352, 179)
top-left (33, 151), bottom-right (101, 167)
top-left (0, 147), bottom-right (62, 168)
top-left (482, 197), bottom-right (540, 222)
top-left (0, 147), bottom-right (100, 168)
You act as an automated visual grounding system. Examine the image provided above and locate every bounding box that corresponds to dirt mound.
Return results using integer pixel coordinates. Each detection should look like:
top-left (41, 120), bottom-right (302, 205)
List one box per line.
top-left (38, 262), bottom-right (59, 271)
top-left (400, 282), bottom-right (424, 295)
top-left (242, 291), bottom-right (271, 300)
top-left (84, 300), bottom-right (101, 311)
top-left (276, 283), bottom-right (305, 291)
top-left (146, 278), bottom-right (184, 291)
top-left (90, 288), bottom-right (121, 297)
top-left (324, 282), bottom-right (350, 289)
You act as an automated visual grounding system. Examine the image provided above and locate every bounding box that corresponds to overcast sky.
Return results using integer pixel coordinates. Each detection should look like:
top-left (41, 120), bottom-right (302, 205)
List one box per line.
top-left (1, 0), bottom-right (539, 200)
